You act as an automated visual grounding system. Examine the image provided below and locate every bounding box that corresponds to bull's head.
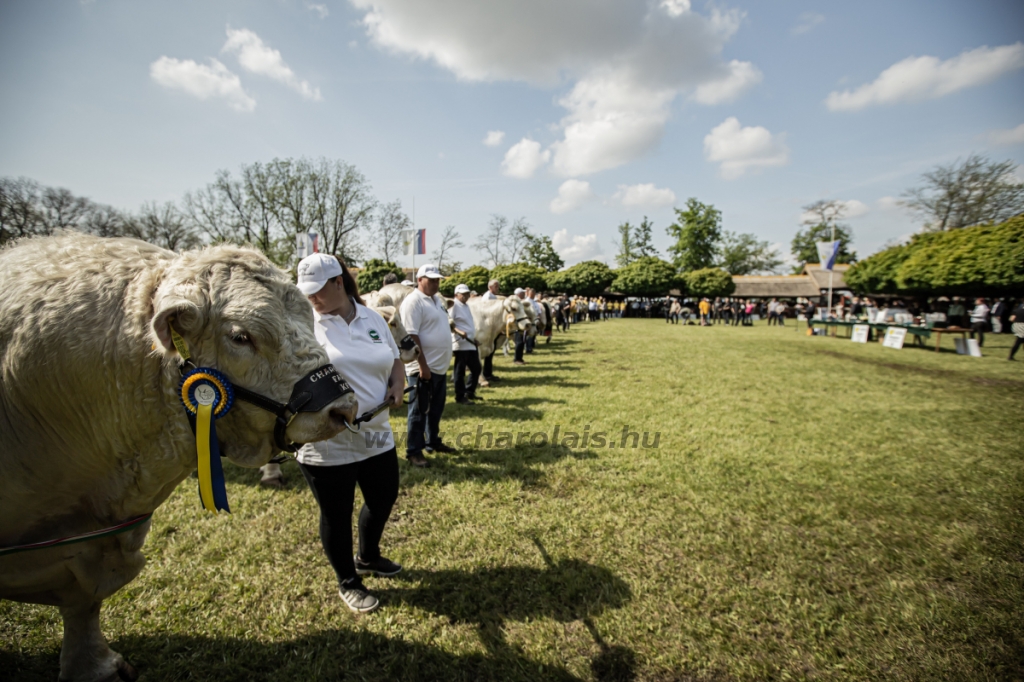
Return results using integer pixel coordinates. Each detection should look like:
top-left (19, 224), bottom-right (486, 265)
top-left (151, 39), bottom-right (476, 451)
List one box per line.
top-left (503, 296), bottom-right (533, 334)
top-left (149, 245), bottom-right (358, 466)
top-left (373, 305), bottom-right (420, 363)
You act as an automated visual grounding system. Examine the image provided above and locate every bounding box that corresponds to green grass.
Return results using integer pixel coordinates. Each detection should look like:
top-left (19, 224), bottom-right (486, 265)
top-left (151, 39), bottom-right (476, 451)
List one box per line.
top-left (3, 320), bottom-right (1023, 681)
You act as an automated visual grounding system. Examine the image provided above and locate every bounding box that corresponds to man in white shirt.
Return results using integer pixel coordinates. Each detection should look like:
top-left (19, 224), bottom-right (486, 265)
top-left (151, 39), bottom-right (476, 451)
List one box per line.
top-left (400, 264), bottom-right (455, 467)
top-left (480, 279), bottom-right (502, 383)
top-left (450, 284), bottom-right (481, 404)
top-left (524, 287), bottom-right (541, 353)
top-left (513, 288), bottom-right (528, 365)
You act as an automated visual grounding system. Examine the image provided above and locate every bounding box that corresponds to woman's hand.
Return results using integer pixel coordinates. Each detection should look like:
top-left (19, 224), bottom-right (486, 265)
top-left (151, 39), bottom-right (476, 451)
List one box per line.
top-left (386, 382), bottom-right (404, 407)
top-left (387, 359), bottom-right (406, 407)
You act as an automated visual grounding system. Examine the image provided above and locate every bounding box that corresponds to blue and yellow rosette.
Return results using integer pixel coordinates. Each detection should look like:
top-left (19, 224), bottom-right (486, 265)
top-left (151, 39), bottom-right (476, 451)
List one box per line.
top-left (179, 368), bottom-right (234, 513)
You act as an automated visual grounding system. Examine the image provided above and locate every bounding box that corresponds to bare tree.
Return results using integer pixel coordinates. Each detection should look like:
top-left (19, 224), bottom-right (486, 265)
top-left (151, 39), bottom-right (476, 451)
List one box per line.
top-left (801, 199), bottom-right (848, 230)
top-left (900, 154), bottom-right (1024, 230)
top-left (81, 204), bottom-right (130, 239)
top-left (504, 217), bottom-right (533, 263)
top-left (39, 187), bottom-right (92, 233)
top-left (0, 177), bottom-right (43, 244)
top-left (374, 199), bottom-right (410, 263)
top-left (431, 225), bottom-right (464, 272)
top-left (126, 202), bottom-right (200, 252)
top-left (240, 161), bottom-right (284, 255)
top-left (473, 214), bottom-right (507, 266)
top-left (312, 159), bottom-right (376, 265)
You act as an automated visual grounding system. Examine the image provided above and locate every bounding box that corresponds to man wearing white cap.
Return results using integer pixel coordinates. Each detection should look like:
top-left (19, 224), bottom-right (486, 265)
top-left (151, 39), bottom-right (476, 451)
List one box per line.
top-left (400, 264), bottom-right (455, 467)
top-left (512, 287), bottom-right (527, 365)
top-left (479, 279), bottom-right (503, 385)
top-left (450, 284), bottom-right (480, 404)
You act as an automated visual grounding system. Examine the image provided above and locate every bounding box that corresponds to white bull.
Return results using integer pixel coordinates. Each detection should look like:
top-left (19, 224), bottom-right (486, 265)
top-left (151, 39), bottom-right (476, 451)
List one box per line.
top-left (0, 233), bottom-right (358, 682)
top-left (258, 304), bottom-right (418, 487)
top-left (467, 295), bottom-right (533, 361)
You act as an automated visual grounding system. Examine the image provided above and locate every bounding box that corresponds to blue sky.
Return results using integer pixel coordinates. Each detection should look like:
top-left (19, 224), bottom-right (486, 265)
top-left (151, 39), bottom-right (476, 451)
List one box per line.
top-left (1, 0), bottom-right (1022, 269)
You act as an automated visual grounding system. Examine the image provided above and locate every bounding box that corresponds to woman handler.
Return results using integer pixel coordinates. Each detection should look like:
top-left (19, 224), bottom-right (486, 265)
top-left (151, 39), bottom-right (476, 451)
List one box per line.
top-left (295, 253), bottom-right (406, 614)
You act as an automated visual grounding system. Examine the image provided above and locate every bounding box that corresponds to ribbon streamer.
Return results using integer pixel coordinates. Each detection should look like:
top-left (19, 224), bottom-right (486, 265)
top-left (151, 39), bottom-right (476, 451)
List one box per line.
top-left (179, 368), bottom-right (234, 513)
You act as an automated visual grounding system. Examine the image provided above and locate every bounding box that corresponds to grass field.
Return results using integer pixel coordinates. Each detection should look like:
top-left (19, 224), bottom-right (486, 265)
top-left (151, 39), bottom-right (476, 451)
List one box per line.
top-left (3, 319), bottom-right (1023, 681)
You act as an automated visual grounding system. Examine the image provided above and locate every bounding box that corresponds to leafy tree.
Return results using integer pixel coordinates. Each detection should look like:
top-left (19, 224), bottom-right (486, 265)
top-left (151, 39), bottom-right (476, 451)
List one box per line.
top-left (717, 231), bottom-right (782, 275)
top-left (614, 222), bottom-right (636, 267)
top-left (900, 154), bottom-right (1024, 231)
top-left (489, 262), bottom-right (548, 293)
top-left (523, 234), bottom-right (564, 272)
top-left (666, 198), bottom-right (722, 272)
top-left (610, 257), bottom-right (680, 297)
top-left (682, 268), bottom-right (735, 298)
top-left (633, 216), bottom-right (658, 258)
top-left (546, 260), bottom-right (615, 296)
top-left (438, 265), bottom-right (491, 297)
top-left (791, 200), bottom-right (856, 272)
top-left (357, 258), bottom-right (405, 293)
top-left (845, 216), bottom-right (1024, 295)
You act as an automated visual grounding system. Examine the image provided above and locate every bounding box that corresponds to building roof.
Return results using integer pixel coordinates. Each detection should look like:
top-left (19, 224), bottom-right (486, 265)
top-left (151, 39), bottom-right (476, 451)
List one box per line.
top-left (803, 263), bottom-right (850, 290)
top-left (732, 275), bottom-right (821, 298)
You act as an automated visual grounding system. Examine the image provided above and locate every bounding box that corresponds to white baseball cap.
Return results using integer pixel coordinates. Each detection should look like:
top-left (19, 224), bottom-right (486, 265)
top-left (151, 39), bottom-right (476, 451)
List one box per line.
top-left (416, 263), bottom-right (443, 279)
top-left (454, 283), bottom-right (471, 294)
top-left (401, 280), bottom-right (415, 287)
top-left (296, 253), bottom-right (342, 295)
top-left (514, 287), bottom-right (526, 295)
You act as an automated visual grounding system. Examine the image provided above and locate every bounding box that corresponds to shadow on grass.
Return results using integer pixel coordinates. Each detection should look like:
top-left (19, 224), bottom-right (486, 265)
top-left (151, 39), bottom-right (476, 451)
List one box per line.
top-left (382, 544), bottom-right (636, 681)
top-left (401, 443), bottom-right (598, 489)
top-left (0, 629), bottom-right (586, 682)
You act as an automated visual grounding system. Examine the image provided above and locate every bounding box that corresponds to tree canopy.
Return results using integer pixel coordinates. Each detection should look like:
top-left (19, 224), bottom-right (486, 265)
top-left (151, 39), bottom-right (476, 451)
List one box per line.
top-left (522, 234), bottom-right (565, 272)
top-left (546, 260), bottom-right (615, 296)
top-left (489, 262), bottom-right (548, 294)
top-left (900, 154), bottom-right (1024, 231)
top-left (438, 264), bottom-right (491, 297)
top-left (666, 198), bottom-right (722, 272)
top-left (717, 231), bottom-right (782, 275)
top-left (611, 257), bottom-right (681, 297)
top-left (356, 259), bottom-right (405, 294)
top-left (682, 268), bottom-right (735, 298)
top-left (846, 216), bottom-right (1024, 295)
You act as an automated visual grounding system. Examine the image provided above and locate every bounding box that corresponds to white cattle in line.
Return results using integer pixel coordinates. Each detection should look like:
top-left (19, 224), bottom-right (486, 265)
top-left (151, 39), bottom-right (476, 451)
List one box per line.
top-left (467, 295), bottom-right (533, 362)
top-left (259, 303), bottom-right (418, 487)
top-left (0, 233), bottom-right (358, 682)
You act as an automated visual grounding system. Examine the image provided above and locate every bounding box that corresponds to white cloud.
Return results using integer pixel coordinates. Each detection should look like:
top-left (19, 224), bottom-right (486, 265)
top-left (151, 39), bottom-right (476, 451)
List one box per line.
top-left (501, 138), bottom-right (550, 178)
top-left (549, 179), bottom-right (593, 214)
top-left (348, 0), bottom-right (758, 176)
top-left (552, 229), bottom-right (602, 263)
top-left (692, 60), bottom-right (762, 105)
top-left (612, 183), bottom-right (676, 208)
top-left (149, 57), bottom-right (256, 112)
top-left (306, 3), bottom-right (329, 19)
top-left (791, 12), bottom-right (824, 35)
top-left (988, 123), bottom-right (1024, 146)
top-left (826, 43), bottom-right (1024, 112)
top-left (877, 196), bottom-right (901, 210)
top-left (222, 27), bottom-right (322, 101)
top-left (703, 117), bottom-right (789, 180)
top-left (483, 130), bottom-right (505, 147)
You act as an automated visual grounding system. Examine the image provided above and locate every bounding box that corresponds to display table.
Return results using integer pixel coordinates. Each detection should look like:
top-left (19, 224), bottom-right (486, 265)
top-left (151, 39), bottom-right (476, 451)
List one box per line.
top-left (930, 326), bottom-right (970, 353)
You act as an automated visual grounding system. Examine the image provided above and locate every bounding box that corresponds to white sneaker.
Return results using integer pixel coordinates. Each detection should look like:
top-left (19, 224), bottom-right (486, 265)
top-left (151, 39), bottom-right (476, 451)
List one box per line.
top-left (339, 579), bottom-right (379, 613)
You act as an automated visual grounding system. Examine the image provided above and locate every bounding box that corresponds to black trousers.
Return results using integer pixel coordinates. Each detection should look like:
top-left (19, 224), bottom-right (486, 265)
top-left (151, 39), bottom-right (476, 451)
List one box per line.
top-left (483, 348), bottom-right (496, 378)
top-left (453, 349), bottom-right (481, 400)
top-left (514, 331), bottom-right (526, 361)
top-left (1010, 336), bottom-right (1024, 359)
top-left (299, 448), bottom-right (399, 585)
top-left (407, 372), bottom-right (447, 455)
top-left (970, 321), bottom-right (986, 347)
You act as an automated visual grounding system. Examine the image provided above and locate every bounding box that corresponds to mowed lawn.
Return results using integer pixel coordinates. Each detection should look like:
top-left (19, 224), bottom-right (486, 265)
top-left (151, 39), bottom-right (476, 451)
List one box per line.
top-left (3, 319), bottom-right (1023, 681)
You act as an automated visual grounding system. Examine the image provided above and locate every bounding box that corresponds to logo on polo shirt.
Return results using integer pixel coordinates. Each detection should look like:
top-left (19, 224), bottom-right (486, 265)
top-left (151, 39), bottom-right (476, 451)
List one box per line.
top-left (368, 329), bottom-right (382, 343)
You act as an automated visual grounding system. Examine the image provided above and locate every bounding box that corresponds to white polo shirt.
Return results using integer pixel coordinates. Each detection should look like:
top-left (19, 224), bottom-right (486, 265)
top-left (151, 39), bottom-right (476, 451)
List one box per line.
top-left (450, 298), bottom-right (476, 352)
top-left (297, 302), bottom-right (401, 466)
top-left (482, 290), bottom-right (498, 300)
top-left (400, 288), bottom-right (453, 375)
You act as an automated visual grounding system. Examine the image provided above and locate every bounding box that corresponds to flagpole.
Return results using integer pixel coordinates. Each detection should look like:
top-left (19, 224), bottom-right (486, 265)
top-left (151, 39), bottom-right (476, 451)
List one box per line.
top-left (412, 196), bottom-right (416, 274)
top-left (828, 222), bottom-right (835, 318)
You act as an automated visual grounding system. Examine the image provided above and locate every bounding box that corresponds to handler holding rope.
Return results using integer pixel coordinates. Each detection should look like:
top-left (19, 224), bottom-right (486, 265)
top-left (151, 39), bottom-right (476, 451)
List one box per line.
top-left (295, 253), bottom-right (406, 614)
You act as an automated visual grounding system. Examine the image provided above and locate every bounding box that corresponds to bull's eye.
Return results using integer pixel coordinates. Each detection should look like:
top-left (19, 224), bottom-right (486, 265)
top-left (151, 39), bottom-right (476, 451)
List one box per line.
top-left (230, 331), bottom-right (253, 347)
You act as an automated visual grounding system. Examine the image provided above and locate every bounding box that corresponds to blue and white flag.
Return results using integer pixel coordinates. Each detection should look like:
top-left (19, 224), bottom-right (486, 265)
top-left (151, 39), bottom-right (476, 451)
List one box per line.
top-left (815, 240), bottom-right (841, 270)
top-left (402, 229), bottom-right (426, 256)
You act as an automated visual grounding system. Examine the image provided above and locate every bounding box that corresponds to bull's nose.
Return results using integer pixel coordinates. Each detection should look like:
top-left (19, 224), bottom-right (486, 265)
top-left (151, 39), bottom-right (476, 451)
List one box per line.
top-left (329, 403), bottom-right (358, 429)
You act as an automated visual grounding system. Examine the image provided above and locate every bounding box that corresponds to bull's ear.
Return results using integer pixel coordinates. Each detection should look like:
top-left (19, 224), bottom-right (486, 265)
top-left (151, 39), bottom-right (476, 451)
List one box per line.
top-left (376, 305), bottom-right (396, 324)
top-left (151, 291), bottom-right (205, 357)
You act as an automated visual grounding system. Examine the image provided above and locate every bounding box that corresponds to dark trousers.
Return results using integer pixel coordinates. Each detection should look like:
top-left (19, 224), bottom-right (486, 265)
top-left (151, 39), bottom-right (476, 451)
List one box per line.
top-left (453, 349), bottom-right (481, 400)
top-left (1010, 336), bottom-right (1024, 359)
top-left (525, 333), bottom-right (535, 353)
top-left (970, 321), bottom-right (986, 347)
top-left (483, 348), bottom-right (496, 379)
top-left (514, 331), bottom-right (526, 361)
top-left (407, 372), bottom-right (447, 456)
top-left (299, 448), bottom-right (399, 585)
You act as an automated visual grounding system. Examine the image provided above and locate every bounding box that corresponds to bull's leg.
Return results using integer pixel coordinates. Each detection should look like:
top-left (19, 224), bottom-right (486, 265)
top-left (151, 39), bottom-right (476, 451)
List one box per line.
top-left (260, 462), bottom-right (285, 487)
top-left (58, 600), bottom-right (137, 682)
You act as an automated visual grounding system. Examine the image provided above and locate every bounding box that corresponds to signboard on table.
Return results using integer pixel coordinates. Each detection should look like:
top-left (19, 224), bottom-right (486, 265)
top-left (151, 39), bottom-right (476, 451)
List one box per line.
top-left (851, 324), bottom-right (870, 343)
top-left (883, 327), bottom-right (907, 349)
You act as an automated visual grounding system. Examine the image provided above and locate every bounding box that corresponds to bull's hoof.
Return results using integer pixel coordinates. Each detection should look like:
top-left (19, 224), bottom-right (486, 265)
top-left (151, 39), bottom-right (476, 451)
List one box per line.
top-left (260, 476), bottom-right (285, 488)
